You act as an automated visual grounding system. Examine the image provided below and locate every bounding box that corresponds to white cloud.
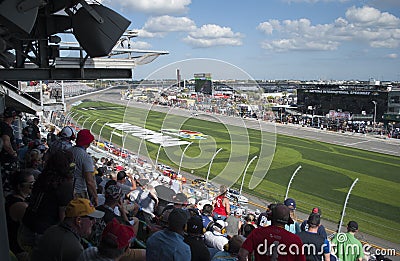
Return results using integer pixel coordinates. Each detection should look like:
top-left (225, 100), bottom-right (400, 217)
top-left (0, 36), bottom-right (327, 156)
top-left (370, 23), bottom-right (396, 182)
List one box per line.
top-left (184, 36), bottom-right (242, 48)
top-left (139, 15), bottom-right (197, 37)
top-left (109, 0), bottom-right (191, 15)
top-left (257, 20), bottom-right (281, 35)
top-left (345, 6), bottom-right (399, 27)
top-left (138, 16), bottom-right (243, 48)
top-left (129, 41), bottom-right (152, 49)
top-left (183, 24), bottom-right (243, 48)
top-left (370, 39), bottom-right (399, 48)
top-left (137, 29), bottom-right (166, 38)
top-left (191, 24), bottom-right (241, 38)
top-left (261, 38), bottom-right (339, 51)
top-left (385, 53), bottom-right (398, 59)
top-left (258, 5), bottom-right (400, 52)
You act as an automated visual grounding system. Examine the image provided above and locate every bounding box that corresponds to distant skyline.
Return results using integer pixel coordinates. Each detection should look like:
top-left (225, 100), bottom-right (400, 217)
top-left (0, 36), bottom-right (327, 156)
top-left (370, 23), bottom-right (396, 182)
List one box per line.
top-left (98, 0), bottom-right (400, 81)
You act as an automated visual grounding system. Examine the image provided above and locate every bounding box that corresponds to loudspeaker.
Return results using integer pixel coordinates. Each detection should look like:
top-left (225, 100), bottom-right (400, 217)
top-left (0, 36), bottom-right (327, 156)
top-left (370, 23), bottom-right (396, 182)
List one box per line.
top-left (72, 4), bottom-right (130, 57)
top-left (0, 0), bottom-right (39, 34)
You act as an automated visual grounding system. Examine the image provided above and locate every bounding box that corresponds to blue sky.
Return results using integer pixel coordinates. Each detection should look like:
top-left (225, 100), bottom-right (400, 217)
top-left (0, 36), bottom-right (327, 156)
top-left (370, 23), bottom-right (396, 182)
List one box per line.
top-left (100, 0), bottom-right (400, 81)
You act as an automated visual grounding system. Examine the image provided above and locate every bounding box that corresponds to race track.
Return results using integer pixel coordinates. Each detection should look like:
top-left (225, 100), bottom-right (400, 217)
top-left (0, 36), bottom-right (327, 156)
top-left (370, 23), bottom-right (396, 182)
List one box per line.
top-left (75, 87), bottom-right (400, 157)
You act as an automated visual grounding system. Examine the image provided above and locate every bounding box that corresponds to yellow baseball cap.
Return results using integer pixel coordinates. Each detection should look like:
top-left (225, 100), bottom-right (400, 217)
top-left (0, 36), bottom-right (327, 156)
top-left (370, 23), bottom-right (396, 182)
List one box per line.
top-left (65, 198), bottom-right (104, 218)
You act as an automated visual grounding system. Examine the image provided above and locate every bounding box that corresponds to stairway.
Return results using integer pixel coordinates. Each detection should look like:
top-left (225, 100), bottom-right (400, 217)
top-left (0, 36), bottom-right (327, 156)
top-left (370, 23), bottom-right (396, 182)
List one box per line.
top-left (0, 81), bottom-right (65, 113)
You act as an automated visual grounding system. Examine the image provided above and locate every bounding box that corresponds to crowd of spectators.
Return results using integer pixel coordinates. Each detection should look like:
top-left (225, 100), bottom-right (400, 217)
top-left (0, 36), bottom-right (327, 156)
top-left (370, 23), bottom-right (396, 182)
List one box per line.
top-left (132, 91), bottom-right (398, 139)
top-left (1, 106), bottom-right (369, 261)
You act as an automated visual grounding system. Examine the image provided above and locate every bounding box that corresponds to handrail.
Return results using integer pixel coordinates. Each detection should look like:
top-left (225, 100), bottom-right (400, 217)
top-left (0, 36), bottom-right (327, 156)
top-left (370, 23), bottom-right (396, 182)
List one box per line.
top-left (1, 81), bottom-right (41, 104)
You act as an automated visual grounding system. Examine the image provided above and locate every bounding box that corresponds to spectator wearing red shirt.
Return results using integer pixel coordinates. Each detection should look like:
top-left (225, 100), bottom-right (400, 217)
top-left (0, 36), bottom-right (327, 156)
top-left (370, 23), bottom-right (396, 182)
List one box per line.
top-left (212, 185), bottom-right (230, 221)
top-left (238, 203), bottom-right (305, 261)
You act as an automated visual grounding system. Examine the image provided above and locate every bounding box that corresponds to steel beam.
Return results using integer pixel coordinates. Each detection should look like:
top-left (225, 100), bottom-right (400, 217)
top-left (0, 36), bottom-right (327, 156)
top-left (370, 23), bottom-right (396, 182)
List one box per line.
top-left (0, 68), bottom-right (132, 81)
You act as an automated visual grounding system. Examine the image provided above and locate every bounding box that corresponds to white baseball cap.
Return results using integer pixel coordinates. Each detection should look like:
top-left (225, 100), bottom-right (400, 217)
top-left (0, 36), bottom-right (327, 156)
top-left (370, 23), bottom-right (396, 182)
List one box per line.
top-left (60, 126), bottom-right (76, 139)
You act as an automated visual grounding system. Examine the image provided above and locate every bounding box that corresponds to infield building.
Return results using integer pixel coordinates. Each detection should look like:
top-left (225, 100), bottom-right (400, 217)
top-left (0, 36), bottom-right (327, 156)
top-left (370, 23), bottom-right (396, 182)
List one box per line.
top-left (297, 87), bottom-right (400, 123)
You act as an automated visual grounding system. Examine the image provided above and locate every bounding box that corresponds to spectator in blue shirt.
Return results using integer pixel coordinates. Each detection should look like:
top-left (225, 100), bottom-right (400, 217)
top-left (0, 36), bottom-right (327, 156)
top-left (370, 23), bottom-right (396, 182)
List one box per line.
top-left (297, 213), bottom-right (330, 261)
top-left (200, 204), bottom-right (213, 230)
top-left (300, 207), bottom-right (328, 239)
top-left (146, 208), bottom-right (191, 261)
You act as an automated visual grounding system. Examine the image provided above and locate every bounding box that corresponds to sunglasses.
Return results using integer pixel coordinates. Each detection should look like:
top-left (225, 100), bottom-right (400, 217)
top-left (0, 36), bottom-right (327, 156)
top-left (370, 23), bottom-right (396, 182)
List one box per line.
top-left (83, 216), bottom-right (95, 221)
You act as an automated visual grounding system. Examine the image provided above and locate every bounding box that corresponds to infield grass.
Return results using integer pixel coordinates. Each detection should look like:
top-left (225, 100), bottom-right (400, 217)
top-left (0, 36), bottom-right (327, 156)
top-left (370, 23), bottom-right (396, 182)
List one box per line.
top-left (71, 101), bottom-right (400, 244)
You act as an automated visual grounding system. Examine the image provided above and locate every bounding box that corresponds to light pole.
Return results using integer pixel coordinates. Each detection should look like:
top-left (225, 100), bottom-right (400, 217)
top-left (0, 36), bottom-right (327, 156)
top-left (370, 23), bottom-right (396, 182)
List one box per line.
top-left (155, 144), bottom-right (163, 168)
top-left (205, 148), bottom-right (223, 188)
top-left (137, 132), bottom-right (148, 162)
top-left (178, 142), bottom-right (193, 175)
top-left (284, 165), bottom-right (302, 200)
top-left (63, 111), bottom-right (75, 126)
top-left (68, 112), bottom-right (80, 126)
top-left (39, 80), bottom-right (43, 111)
top-left (372, 100), bottom-right (377, 129)
top-left (82, 117), bottom-right (90, 129)
top-left (98, 121), bottom-right (109, 142)
top-left (76, 115), bottom-right (84, 127)
top-left (337, 178), bottom-right (359, 233)
top-left (122, 132), bottom-right (129, 151)
top-left (90, 119), bottom-right (99, 134)
top-left (109, 127), bottom-right (118, 144)
top-left (61, 80), bottom-right (66, 111)
top-left (239, 155), bottom-right (258, 196)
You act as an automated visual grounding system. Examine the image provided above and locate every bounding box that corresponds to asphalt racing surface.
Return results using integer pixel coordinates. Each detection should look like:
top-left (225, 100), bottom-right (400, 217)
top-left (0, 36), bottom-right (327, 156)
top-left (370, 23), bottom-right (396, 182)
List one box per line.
top-left (68, 87), bottom-right (400, 257)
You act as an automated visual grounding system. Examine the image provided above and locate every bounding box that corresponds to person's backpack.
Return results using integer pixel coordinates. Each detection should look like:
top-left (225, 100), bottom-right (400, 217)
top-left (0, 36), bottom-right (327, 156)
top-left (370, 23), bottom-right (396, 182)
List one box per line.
top-left (205, 220), bottom-right (215, 232)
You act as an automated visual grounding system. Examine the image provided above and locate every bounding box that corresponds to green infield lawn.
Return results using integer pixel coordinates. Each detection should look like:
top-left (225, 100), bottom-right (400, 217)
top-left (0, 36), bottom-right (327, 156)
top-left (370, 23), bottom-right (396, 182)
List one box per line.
top-left (70, 101), bottom-right (400, 244)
